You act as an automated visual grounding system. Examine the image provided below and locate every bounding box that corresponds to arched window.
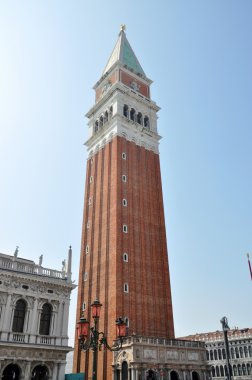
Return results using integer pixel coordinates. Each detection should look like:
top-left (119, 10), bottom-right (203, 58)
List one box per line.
top-left (242, 364), bottom-right (246, 375)
top-left (212, 367), bottom-right (216, 377)
top-left (249, 345), bottom-right (252, 357)
top-left (104, 111), bottom-right (108, 123)
top-left (247, 364), bottom-right (251, 375)
top-left (233, 365), bottom-right (237, 376)
top-left (130, 108), bottom-right (135, 121)
top-left (235, 346), bottom-right (239, 358)
top-left (206, 351), bottom-right (209, 360)
top-left (214, 350), bottom-right (218, 360)
top-left (137, 112), bottom-right (142, 124)
top-left (99, 115), bottom-right (104, 128)
top-left (239, 346), bottom-right (244, 358)
top-left (122, 362), bottom-right (128, 380)
top-left (224, 365), bottom-right (228, 376)
top-left (218, 349), bottom-right (222, 360)
top-left (31, 365), bottom-right (49, 380)
top-left (123, 105), bottom-right (129, 118)
top-left (12, 299), bottom-right (26, 333)
top-left (216, 366), bottom-right (220, 377)
top-left (192, 371), bottom-right (200, 380)
top-left (94, 120), bottom-right (99, 133)
top-left (210, 350), bottom-right (214, 360)
top-left (222, 348), bottom-right (226, 359)
top-left (39, 303), bottom-right (52, 335)
top-left (170, 371), bottom-right (179, 380)
top-left (123, 253), bottom-right (128, 262)
top-left (220, 366), bottom-right (224, 377)
top-left (230, 347), bottom-right (235, 359)
top-left (238, 364), bottom-right (242, 376)
top-left (2, 364), bottom-right (20, 380)
top-left (109, 105), bottom-right (113, 117)
top-left (244, 346), bottom-right (248, 357)
top-left (144, 116), bottom-right (150, 130)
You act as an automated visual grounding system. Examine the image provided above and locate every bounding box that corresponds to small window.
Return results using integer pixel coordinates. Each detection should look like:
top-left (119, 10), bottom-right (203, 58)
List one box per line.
top-left (130, 108), bottom-right (135, 121)
top-left (82, 302), bottom-right (86, 311)
top-left (94, 120), bottom-right (99, 133)
top-left (123, 225), bottom-right (128, 233)
top-left (87, 221), bottom-right (90, 229)
top-left (123, 253), bottom-right (128, 262)
top-left (122, 175), bottom-right (127, 182)
top-left (137, 112), bottom-right (142, 125)
top-left (123, 105), bottom-right (129, 118)
top-left (85, 245), bottom-right (89, 254)
top-left (90, 176), bottom-right (93, 183)
top-left (122, 199), bottom-right (127, 207)
top-left (84, 272), bottom-right (88, 281)
top-left (88, 197), bottom-right (92, 205)
top-left (122, 152), bottom-right (127, 160)
top-left (48, 289), bottom-right (53, 294)
top-left (22, 285), bottom-right (29, 290)
top-left (109, 105), bottom-right (113, 116)
top-left (124, 283), bottom-right (129, 293)
top-left (125, 317), bottom-right (129, 327)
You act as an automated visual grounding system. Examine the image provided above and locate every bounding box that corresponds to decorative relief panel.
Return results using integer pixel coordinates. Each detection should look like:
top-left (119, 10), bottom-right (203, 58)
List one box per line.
top-left (143, 349), bottom-right (157, 360)
top-left (188, 352), bottom-right (199, 361)
top-left (167, 350), bottom-right (179, 360)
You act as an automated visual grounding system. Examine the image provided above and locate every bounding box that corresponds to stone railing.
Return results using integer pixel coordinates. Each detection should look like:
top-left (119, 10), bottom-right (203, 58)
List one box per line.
top-left (0, 331), bottom-right (68, 347)
top-left (0, 256), bottom-right (65, 280)
top-left (122, 336), bottom-right (205, 349)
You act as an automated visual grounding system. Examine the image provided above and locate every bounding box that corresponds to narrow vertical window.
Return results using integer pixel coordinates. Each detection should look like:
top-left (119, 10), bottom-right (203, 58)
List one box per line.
top-left (87, 221), bottom-right (90, 229)
top-left (85, 245), bottom-right (89, 254)
top-left (123, 105), bottom-right (129, 118)
top-left (124, 283), bottom-right (129, 293)
top-left (82, 302), bottom-right (86, 311)
top-left (122, 199), bottom-right (127, 207)
top-left (90, 176), bottom-right (93, 183)
top-left (123, 253), bottom-right (128, 262)
top-left (12, 299), bottom-right (26, 333)
top-left (122, 152), bottom-right (127, 160)
top-left (88, 197), bottom-right (92, 205)
top-left (39, 303), bottom-right (52, 336)
top-left (123, 225), bottom-right (128, 233)
top-left (84, 272), bottom-right (88, 281)
top-left (122, 175), bottom-right (127, 182)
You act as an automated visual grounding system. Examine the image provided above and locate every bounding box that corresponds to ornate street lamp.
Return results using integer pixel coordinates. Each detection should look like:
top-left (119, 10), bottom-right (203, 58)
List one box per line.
top-left (220, 316), bottom-right (232, 380)
top-left (77, 299), bottom-right (127, 380)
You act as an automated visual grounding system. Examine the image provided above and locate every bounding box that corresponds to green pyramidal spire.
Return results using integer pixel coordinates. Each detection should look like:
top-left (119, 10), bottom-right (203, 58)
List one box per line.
top-left (103, 26), bottom-right (146, 77)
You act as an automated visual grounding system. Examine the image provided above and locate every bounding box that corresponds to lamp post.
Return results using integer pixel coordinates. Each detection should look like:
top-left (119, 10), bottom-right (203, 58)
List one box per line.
top-left (220, 316), bottom-right (232, 380)
top-left (77, 299), bottom-right (127, 380)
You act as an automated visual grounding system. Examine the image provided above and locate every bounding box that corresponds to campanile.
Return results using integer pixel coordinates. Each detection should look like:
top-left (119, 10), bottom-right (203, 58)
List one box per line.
top-left (73, 27), bottom-right (174, 379)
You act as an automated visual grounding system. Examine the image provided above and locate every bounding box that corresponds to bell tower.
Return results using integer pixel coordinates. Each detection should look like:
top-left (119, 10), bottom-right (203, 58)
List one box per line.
top-left (73, 27), bottom-right (174, 379)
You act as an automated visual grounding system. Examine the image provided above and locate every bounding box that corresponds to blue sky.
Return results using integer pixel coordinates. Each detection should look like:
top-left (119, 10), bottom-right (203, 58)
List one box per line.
top-left (1, 1), bottom-right (252, 346)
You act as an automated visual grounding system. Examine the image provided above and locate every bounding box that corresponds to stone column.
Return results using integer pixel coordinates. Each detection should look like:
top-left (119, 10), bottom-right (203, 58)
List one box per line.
top-left (29, 298), bottom-right (38, 343)
top-left (131, 367), bottom-right (136, 380)
top-left (57, 362), bottom-right (66, 380)
top-left (52, 363), bottom-right (58, 380)
top-left (61, 299), bottom-right (70, 343)
top-left (1, 294), bottom-right (12, 340)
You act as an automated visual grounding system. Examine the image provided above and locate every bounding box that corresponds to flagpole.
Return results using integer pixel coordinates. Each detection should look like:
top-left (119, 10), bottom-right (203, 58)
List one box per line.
top-left (247, 253), bottom-right (252, 280)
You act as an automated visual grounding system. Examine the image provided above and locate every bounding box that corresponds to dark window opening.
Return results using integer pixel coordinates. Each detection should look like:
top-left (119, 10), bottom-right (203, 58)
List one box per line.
top-left (12, 299), bottom-right (26, 333)
top-left (39, 303), bottom-right (52, 336)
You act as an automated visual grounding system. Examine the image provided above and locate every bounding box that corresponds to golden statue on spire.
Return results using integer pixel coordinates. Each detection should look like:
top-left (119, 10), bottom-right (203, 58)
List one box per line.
top-left (120, 24), bottom-right (126, 32)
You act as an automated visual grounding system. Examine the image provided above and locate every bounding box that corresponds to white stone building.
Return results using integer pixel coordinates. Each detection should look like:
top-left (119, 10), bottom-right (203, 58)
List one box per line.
top-left (0, 247), bottom-right (76, 380)
top-left (183, 328), bottom-right (252, 380)
top-left (112, 336), bottom-right (210, 380)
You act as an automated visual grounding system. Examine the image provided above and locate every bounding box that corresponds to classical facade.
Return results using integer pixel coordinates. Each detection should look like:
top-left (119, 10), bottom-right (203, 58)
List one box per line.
top-left (0, 247), bottom-right (76, 380)
top-left (183, 328), bottom-right (252, 380)
top-left (73, 28), bottom-right (210, 380)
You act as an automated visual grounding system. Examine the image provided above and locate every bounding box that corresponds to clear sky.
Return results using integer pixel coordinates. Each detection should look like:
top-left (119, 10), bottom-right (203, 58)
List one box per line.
top-left (1, 1), bottom-right (252, 348)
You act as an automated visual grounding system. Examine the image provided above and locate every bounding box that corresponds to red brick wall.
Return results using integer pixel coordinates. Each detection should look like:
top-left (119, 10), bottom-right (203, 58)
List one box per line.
top-left (73, 136), bottom-right (174, 379)
top-left (120, 70), bottom-right (149, 98)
